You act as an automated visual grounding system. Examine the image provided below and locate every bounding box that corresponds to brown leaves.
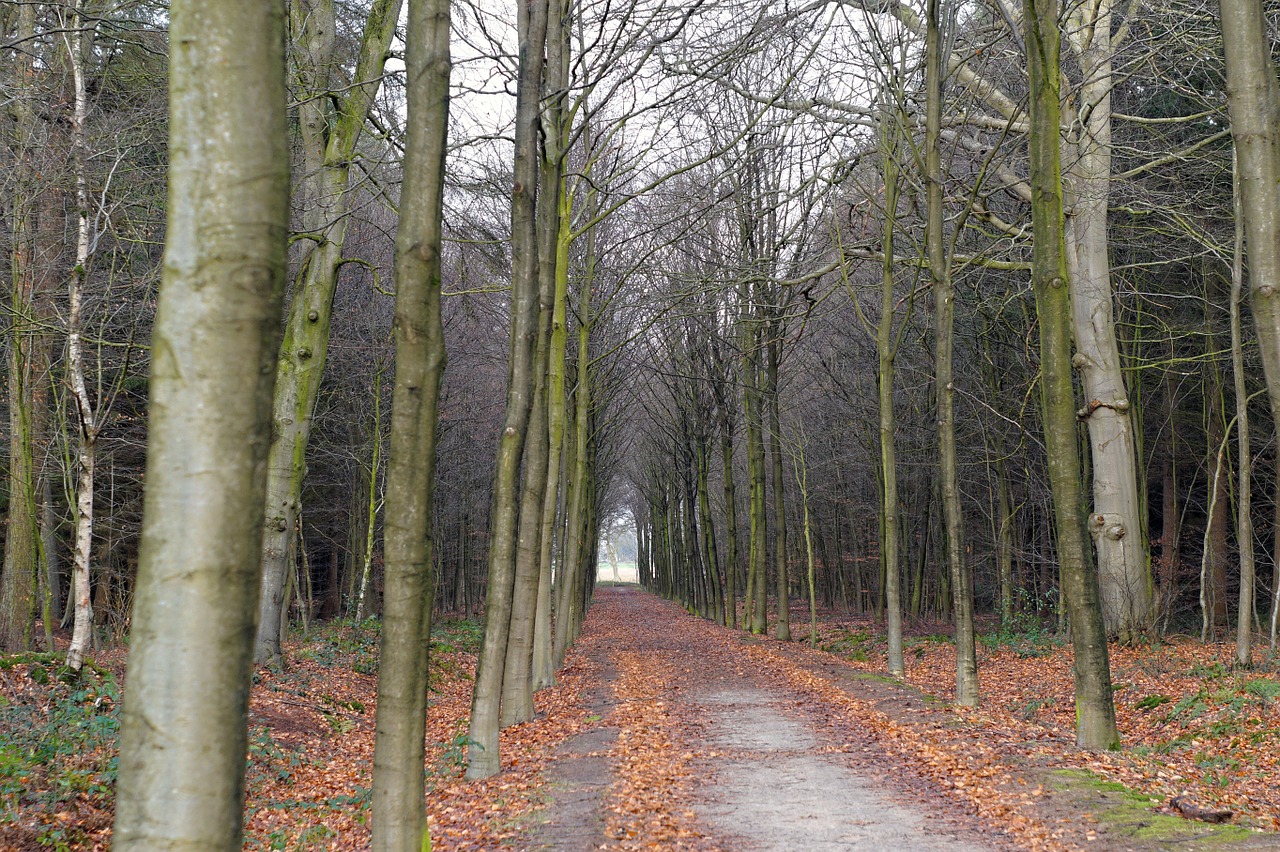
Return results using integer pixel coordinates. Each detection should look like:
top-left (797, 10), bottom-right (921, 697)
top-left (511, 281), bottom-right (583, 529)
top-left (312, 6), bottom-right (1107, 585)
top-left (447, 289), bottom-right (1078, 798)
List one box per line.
top-left (7, 601), bottom-right (1278, 850)
top-left (795, 612), bottom-right (1280, 838)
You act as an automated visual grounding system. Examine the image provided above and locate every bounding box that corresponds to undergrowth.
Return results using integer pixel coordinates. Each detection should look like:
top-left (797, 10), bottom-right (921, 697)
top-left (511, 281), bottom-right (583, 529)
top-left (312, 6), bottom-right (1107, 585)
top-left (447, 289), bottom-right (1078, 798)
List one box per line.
top-left (0, 657), bottom-right (119, 849)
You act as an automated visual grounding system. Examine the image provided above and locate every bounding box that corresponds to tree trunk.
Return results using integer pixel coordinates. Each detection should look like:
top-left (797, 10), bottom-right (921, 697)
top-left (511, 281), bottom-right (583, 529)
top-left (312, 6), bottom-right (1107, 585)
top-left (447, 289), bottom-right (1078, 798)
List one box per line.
top-left (717, 383), bottom-right (740, 630)
top-left (113, 0), bottom-right (290, 844)
top-left (1, 0), bottom-right (40, 654)
top-left (64, 252), bottom-right (95, 661)
top-left (500, 176), bottom-right (557, 726)
top-left (1024, 0), bottom-right (1119, 750)
top-left (877, 104), bottom-right (905, 678)
top-left (743, 316), bottom-right (769, 635)
top-left (554, 319), bottom-right (592, 660)
top-left (1062, 1), bottom-right (1152, 642)
top-left (1202, 269), bottom-right (1230, 636)
top-left (1230, 177), bottom-right (1256, 667)
top-left (926, 0), bottom-right (976, 705)
top-left (766, 325), bottom-right (790, 640)
top-left (995, 458), bottom-right (1015, 629)
top-left (531, 5), bottom-right (572, 690)
top-left (255, 0), bottom-right (404, 668)
top-left (369, 0), bottom-right (450, 841)
top-left (62, 0), bottom-right (100, 673)
top-left (467, 0), bottom-right (548, 778)
top-left (1217, 0), bottom-right (1280, 654)
top-left (697, 442), bottom-right (725, 626)
top-left (354, 365), bottom-right (385, 619)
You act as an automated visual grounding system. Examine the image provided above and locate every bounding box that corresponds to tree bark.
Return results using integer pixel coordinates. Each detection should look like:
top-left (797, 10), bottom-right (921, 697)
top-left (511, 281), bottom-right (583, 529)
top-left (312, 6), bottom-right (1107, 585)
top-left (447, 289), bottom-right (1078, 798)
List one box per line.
top-left (1229, 177), bottom-right (1255, 667)
top-left (926, 0), bottom-right (976, 706)
top-left (713, 343), bottom-right (741, 629)
top-left (766, 323), bottom-right (790, 640)
top-left (1024, 0), bottom-right (1119, 750)
top-left (1202, 276), bottom-right (1230, 637)
top-left (467, 0), bottom-right (548, 779)
top-left (877, 102), bottom-right (905, 679)
top-left (64, 0), bottom-right (99, 672)
top-left (1, 0), bottom-right (40, 654)
top-left (113, 0), bottom-right (290, 844)
top-left (1216, 0), bottom-right (1280, 652)
top-left (255, 0), bottom-right (404, 668)
top-left (369, 0), bottom-right (450, 841)
top-left (532, 0), bottom-right (572, 690)
top-left (1062, 0), bottom-right (1152, 642)
top-left (554, 317), bottom-right (592, 661)
top-left (743, 315), bottom-right (769, 635)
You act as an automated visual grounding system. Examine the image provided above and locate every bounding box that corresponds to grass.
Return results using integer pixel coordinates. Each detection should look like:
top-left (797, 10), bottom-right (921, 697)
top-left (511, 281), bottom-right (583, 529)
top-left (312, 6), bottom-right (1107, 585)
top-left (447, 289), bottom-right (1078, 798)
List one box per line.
top-left (1050, 769), bottom-right (1256, 847)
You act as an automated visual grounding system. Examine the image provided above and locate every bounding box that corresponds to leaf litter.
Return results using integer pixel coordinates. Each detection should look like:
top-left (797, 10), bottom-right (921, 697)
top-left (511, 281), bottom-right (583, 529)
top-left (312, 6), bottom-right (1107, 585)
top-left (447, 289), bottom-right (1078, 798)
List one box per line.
top-left (0, 594), bottom-right (1277, 850)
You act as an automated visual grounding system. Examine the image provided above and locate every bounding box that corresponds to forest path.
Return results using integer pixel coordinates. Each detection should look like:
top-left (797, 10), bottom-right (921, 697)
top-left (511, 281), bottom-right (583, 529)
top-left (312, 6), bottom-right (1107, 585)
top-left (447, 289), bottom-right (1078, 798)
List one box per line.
top-left (524, 586), bottom-right (1009, 851)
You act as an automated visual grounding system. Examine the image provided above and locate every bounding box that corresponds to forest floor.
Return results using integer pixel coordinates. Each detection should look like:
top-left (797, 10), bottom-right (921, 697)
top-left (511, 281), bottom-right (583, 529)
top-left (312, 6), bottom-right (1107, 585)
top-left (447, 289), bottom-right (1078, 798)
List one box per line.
top-left (1, 586), bottom-right (1279, 850)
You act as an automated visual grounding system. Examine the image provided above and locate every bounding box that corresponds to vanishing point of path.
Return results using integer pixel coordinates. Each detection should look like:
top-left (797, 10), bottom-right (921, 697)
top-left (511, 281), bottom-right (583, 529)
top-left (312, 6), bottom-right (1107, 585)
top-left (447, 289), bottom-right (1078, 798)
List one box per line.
top-left (525, 586), bottom-right (1009, 851)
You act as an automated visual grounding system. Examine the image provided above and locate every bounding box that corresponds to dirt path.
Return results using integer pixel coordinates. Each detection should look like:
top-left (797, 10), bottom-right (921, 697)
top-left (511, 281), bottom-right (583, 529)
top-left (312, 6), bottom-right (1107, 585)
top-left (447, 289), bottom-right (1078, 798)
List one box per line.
top-left (696, 685), bottom-right (989, 850)
top-left (525, 586), bottom-right (1010, 850)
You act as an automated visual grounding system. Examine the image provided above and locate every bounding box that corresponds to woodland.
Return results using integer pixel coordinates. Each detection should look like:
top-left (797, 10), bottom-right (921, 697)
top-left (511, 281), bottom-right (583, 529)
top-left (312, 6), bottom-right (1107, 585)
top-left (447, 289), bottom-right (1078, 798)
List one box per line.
top-left (4, 0), bottom-right (1280, 848)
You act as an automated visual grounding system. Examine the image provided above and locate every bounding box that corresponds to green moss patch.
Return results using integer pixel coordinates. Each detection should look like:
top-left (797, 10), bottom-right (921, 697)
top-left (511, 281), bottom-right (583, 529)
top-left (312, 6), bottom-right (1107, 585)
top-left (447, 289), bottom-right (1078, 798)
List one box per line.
top-left (1049, 769), bottom-right (1261, 848)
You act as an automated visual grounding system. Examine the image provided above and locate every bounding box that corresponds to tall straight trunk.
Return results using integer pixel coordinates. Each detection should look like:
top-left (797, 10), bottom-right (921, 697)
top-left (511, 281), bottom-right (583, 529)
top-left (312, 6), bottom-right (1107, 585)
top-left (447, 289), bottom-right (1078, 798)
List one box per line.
top-left (766, 327), bottom-right (790, 640)
top-left (113, 0), bottom-right (290, 844)
top-left (370, 0), bottom-right (450, 840)
top-left (1202, 270), bottom-right (1230, 635)
top-left (467, 0), bottom-right (548, 780)
top-left (354, 364), bottom-right (385, 619)
top-left (553, 305), bottom-right (591, 664)
top-left (995, 459), bottom-right (1015, 628)
top-left (501, 171), bottom-right (557, 725)
top-left (1230, 179), bottom-right (1256, 667)
top-left (717, 392), bottom-right (740, 629)
top-left (697, 441), bottom-right (725, 625)
top-left (744, 319), bottom-right (768, 635)
top-left (502, 360), bottom-right (548, 726)
top-left (638, 508), bottom-right (650, 588)
top-left (1218, 5), bottom-right (1280, 598)
top-left (683, 458), bottom-right (706, 616)
top-left (45, 474), bottom-right (63, 631)
top-left (255, 0), bottom-right (404, 667)
top-left (565, 428), bottom-right (597, 635)
top-left (1061, 0), bottom-right (1152, 642)
top-left (532, 2), bottom-right (571, 690)
top-left (1023, 0), bottom-right (1119, 750)
top-left (1157, 451), bottom-right (1179, 634)
top-left (1, 0), bottom-right (40, 653)
top-left (927, 0), bottom-right (976, 705)
top-left (64, 0), bottom-right (99, 672)
top-left (578, 460), bottom-right (599, 615)
top-left (503, 0), bottom-right (568, 713)
top-left (789, 435), bottom-right (819, 646)
top-left (877, 107), bottom-right (905, 678)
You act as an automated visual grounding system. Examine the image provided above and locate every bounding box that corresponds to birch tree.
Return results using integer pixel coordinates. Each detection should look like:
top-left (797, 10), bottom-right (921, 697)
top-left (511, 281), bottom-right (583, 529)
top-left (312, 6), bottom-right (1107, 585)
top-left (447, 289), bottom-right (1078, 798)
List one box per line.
top-left (62, 0), bottom-right (101, 673)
